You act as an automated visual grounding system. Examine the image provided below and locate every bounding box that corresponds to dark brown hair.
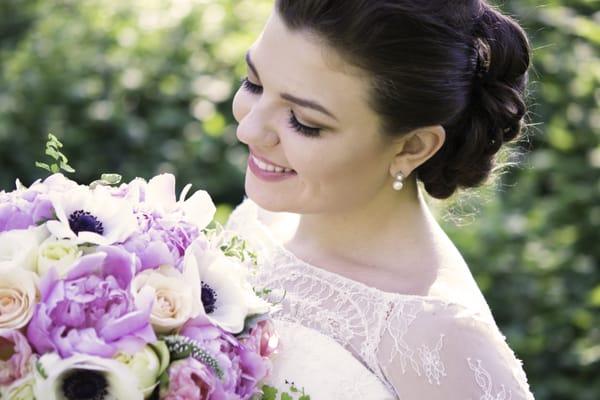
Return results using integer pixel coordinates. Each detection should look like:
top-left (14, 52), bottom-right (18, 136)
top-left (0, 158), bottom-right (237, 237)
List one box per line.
top-left (276, 0), bottom-right (531, 199)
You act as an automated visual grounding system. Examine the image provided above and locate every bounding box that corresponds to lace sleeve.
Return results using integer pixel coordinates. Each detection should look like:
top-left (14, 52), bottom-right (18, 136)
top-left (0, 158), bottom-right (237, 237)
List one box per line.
top-left (377, 299), bottom-right (535, 399)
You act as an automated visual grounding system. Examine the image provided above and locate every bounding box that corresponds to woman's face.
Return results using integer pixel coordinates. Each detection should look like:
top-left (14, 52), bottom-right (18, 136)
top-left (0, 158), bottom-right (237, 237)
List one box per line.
top-left (232, 11), bottom-right (398, 214)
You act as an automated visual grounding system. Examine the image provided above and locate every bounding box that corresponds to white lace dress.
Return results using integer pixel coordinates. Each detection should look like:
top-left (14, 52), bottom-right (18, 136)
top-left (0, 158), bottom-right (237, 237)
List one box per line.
top-left (226, 198), bottom-right (535, 400)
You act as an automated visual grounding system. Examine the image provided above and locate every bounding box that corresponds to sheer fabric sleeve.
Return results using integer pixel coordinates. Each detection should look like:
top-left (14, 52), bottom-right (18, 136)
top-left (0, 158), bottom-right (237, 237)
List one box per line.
top-left (377, 299), bottom-right (535, 399)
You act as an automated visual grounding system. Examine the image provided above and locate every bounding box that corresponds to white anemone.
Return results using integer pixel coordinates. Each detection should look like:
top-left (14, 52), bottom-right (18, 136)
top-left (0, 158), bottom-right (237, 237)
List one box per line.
top-left (143, 174), bottom-right (216, 230)
top-left (46, 185), bottom-right (138, 245)
top-left (184, 239), bottom-right (271, 334)
top-left (34, 353), bottom-right (143, 400)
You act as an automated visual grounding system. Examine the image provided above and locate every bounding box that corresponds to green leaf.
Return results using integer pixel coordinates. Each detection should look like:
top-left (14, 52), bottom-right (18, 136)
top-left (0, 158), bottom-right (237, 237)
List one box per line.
top-left (35, 162), bottom-right (51, 172)
top-left (281, 394), bottom-right (293, 400)
top-left (60, 163), bottom-right (76, 173)
top-left (36, 133), bottom-right (76, 175)
top-left (45, 147), bottom-right (60, 159)
top-left (48, 133), bottom-right (61, 146)
top-left (35, 360), bottom-right (48, 379)
top-left (260, 385), bottom-right (278, 400)
top-left (100, 173), bottom-right (122, 185)
top-left (158, 369), bottom-right (170, 393)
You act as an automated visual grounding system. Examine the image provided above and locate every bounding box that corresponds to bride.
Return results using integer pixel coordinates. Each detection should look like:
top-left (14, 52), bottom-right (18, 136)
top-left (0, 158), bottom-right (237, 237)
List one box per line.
top-left (226, 0), bottom-right (535, 398)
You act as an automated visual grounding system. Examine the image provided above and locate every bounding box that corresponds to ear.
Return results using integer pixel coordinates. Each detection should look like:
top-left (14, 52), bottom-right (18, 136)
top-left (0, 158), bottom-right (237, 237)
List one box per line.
top-left (389, 125), bottom-right (446, 177)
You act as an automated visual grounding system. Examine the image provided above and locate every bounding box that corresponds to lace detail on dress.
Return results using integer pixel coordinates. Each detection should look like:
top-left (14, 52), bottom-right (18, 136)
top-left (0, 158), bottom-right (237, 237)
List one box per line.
top-left (380, 298), bottom-right (453, 391)
top-left (226, 198), bottom-right (535, 399)
top-left (468, 358), bottom-right (513, 400)
top-left (418, 334), bottom-right (447, 385)
top-left (381, 300), bottom-right (423, 375)
top-left (250, 258), bottom-right (396, 389)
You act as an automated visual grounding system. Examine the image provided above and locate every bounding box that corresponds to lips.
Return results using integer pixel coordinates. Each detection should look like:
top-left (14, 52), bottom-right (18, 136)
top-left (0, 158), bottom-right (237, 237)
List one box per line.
top-left (250, 155), bottom-right (293, 173)
top-left (247, 150), bottom-right (297, 182)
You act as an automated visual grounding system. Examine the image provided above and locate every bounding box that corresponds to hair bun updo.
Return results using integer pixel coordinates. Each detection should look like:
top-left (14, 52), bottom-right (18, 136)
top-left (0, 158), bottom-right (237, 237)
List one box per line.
top-left (276, 0), bottom-right (532, 199)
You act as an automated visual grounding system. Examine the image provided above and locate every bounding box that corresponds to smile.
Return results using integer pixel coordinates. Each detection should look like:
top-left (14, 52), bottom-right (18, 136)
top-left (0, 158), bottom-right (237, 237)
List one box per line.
top-left (248, 152), bottom-right (297, 182)
top-left (250, 154), bottom-right (294, 173)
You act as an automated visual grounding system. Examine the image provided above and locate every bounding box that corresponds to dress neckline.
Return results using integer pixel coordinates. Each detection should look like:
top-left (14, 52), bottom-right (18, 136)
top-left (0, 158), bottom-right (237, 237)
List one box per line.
top-left (238, 198), bottom-right (462, 306)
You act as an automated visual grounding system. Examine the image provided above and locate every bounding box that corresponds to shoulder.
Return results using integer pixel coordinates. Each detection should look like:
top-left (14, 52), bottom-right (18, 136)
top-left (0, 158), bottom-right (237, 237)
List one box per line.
top-left (377, 299), bottom-right (535, 399)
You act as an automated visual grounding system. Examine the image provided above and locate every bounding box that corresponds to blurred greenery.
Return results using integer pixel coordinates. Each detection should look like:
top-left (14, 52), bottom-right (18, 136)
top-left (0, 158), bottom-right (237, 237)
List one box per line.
top-left (0, 0), bottom-right (598, 398)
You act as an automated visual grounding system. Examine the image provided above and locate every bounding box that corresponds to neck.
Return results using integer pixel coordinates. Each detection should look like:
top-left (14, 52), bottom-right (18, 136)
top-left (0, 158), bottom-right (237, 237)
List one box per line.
top-left (286, 179), bottom-right (441, 280)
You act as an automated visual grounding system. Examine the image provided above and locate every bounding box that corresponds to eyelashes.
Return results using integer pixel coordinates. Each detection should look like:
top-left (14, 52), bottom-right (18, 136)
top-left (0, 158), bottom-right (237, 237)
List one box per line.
top-left (240, 77), bottom-right (322, 138)
top-left (241, 77), bottom-right (263, 95)
top-left (288, 110), bottom-right (321, 137)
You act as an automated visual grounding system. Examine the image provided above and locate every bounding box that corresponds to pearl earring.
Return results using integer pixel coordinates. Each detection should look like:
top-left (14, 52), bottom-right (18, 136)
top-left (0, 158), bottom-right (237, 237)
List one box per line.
top-left (393, 172), bottom-right (405, 191)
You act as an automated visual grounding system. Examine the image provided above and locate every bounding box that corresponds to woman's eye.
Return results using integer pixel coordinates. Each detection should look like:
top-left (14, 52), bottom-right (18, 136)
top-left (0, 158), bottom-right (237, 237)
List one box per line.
top-left (241, 77), bottom-right (263, 95)
top-left (240, 77), bottom-right (321, 137)
top-left (288, 110), bottom-right (321, 138)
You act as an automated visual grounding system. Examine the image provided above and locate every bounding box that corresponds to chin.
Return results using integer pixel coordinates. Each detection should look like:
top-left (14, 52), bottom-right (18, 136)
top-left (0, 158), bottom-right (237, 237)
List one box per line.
top-left (245, 176), bottom-right (295, 213)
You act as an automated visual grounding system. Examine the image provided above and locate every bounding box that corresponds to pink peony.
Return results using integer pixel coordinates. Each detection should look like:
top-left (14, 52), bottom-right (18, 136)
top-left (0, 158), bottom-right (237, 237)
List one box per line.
top-left (163, 358), bottom-right (219, 400)
top-left (244, 319), bottom-right (279, 359)
top-left (0, 330), bottom-right (33, 386)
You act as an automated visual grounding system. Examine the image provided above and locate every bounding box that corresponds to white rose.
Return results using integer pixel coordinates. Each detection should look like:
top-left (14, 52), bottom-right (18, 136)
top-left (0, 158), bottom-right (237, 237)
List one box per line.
top-left (0, 267), bottom-right (38, 330)
top-left (131, 264), bottom-right (202, 334)
top-left (0, 226), bottom-right (49, 272)
top-left (1, 375), bottom-right (35, 400)
top-left (36, 238), bottom-right (82, 277)
top-left (116, 342), bottom-right (169, 397)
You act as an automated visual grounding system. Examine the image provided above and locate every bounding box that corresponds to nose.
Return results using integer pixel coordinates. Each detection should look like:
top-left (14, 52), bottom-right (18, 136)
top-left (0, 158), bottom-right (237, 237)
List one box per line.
top-left (234, 93), bottom-right (280, 148)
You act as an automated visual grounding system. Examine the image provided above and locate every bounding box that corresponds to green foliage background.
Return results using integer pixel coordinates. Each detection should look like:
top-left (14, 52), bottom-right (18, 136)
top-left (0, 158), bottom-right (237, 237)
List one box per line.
top-left (0, 0), bottom-right (598, 398)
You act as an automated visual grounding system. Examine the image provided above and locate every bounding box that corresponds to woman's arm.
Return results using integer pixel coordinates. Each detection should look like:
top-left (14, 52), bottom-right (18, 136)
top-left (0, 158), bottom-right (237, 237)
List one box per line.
top-left (377, 299), bottom-right (535, 399)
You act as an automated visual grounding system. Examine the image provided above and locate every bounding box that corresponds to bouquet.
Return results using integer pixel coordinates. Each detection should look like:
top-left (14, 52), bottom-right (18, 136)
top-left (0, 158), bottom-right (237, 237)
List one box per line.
top-left (1, 135), bottom-right (398, 400)
top-left (0, 136), bottom-right (285, 399)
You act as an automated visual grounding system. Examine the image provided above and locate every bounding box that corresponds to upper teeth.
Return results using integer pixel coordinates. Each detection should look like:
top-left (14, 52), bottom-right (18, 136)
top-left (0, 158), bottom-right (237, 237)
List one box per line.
top-left (252, 155), bottom-right (293, 173)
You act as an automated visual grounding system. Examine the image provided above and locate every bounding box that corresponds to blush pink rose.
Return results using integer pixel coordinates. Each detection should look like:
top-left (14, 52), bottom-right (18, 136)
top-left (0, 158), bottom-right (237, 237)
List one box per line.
top-left (163, 358), bottom-right (221, 400)
top-left (0, 331), bottom-right (33, 386)
top-left (244, 319), bottom-right (279, 358)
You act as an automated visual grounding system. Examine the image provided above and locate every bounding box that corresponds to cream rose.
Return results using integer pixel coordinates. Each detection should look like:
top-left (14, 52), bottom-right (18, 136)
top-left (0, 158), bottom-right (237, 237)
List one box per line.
top-left (36, 238), bottom-right (82, 277)
top-left (1, 375), bottom-right (36, 400)
top-left (131, 265), bottom-right (202, 334)
top-left (116, 342), bottom-right (169, 397)
top-left (0, 268), bottom-right (38, 330)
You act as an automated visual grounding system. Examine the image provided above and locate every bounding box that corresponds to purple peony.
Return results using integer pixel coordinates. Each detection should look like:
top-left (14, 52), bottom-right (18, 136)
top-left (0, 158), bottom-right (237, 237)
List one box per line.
top-left (0, 173), bottom-right (79, 233)
top-left (181, 315), bottom-right (270, 399)
top-left (27, 246), bottom-right (156, 358)
top-left (0, 189), bottom-right (53, 232)
top-left (124, 211), bottom-right (204, 272)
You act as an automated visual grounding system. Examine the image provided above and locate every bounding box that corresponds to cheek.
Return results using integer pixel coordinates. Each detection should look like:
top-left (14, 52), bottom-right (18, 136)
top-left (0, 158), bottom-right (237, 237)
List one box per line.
top-left (290, 138), bottom-right (386, 197)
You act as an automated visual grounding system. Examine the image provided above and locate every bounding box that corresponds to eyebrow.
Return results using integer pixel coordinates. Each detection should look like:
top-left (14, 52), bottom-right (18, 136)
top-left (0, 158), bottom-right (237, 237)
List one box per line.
top-left (245, 50), bottom-right (338, 121)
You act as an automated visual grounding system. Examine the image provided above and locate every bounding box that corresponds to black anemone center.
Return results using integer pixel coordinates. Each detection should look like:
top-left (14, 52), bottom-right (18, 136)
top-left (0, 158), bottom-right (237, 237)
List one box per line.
top-left (68, 210), bottom-right (104, 235)
top-left (61, 369), bottom-right (109, 400)
top-left (201, 282), bottom-right (218, 314)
